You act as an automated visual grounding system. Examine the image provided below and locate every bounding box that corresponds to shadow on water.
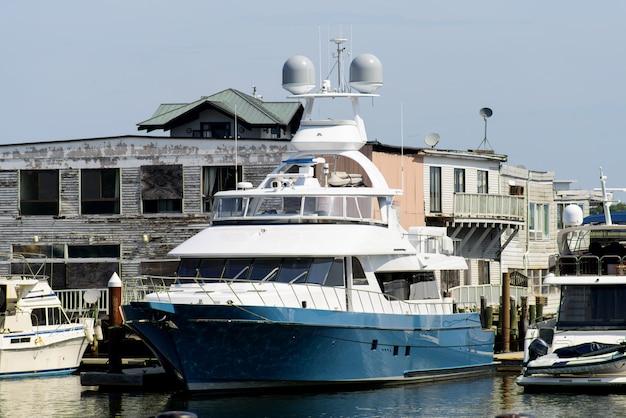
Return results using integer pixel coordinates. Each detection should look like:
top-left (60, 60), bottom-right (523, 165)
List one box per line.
top-left (161, 374), bottom-right (520, 418)
top-left (6, 373), bottom-right (626, 417)
top-left (160, 373), bottom-right (626, 418)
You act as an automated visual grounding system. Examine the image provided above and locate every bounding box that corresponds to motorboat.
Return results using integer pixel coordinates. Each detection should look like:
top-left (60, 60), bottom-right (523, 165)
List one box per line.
top-left (524, 341), bottom-right (626, 376)
top-left (121, 38), bottom-right (495, 392)
top-left (0, 256), bottom-right (95, 377)
top-left (517, 182), bottom-right (626, 390)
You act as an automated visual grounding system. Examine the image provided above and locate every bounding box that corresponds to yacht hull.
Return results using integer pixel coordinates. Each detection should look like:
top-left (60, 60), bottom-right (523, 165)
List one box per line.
top-left (123, 302), bottom-right (495, 392)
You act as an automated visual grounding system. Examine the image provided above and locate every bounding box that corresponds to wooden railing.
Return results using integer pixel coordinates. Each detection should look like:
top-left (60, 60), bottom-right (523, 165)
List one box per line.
top-left (453, 193), bottom-right (525, 221)
top-left (57, 288), bottom-right (108, 316)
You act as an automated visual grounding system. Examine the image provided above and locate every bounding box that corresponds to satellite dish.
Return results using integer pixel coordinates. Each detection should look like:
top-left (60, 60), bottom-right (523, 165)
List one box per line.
top-left (479, 107), bottom-right (493, 119)
top-left (424, 133), bottom-right (440, 148)
top-left (83, 289), bottom-right (101, 304)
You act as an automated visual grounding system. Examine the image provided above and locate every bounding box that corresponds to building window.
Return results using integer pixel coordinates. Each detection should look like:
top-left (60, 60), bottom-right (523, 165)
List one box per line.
top-left (529, 203), bottom-right (550, 239)
top-left (13, 244), bottom-right (65, 258)
top-left (454, 168), bottom-right (465, 193)
top-left (20, 170), bottom-right (59, 216)
top-left (430, 166), bottom-right (442, 213)
top-left (193, 122), bottom-right (231, 138)
top-left (68, 244), bottom-right (120, 258)
top-left (203, 166), bottom-right (242, 212)
top-left (81, 169), bottom-right (120, 214)
top-left (477, 170), bottom-right (488, 194)
top-left (141, 165), bottom-right (183, 213)
top-left (510, 185), bottom-right (524, 196)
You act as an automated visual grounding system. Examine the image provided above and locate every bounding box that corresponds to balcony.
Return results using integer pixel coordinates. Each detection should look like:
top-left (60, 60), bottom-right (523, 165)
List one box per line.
top-left (453, 193), bottom-right (525, 221)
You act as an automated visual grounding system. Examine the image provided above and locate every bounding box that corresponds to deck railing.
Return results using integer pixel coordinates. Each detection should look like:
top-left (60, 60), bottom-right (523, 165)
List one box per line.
top-left (453, 193), bottom-right (525, 221)
top-left (57, 288), bottom-right (109, 316)
top-left (449, 283), bottom-right (560, 316)
top-left (449, 284), bottom-right (530, 309)
top-left (554, 254), bottom-right (626, 276)
top-left (122, 276), bottom-right (457, 316)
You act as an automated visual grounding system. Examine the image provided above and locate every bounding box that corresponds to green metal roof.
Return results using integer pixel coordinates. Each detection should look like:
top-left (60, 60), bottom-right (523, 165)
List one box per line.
top-left (137, 89), bottom-right (302, 132)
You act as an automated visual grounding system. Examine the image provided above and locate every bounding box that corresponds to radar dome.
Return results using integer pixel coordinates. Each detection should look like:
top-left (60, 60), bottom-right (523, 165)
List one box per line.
top-left (349, 53), bottom-right (383, 93)
top-left (563, 204), bottom-right (584, 227)
top-left (282, 55), bottom-right (316, 94)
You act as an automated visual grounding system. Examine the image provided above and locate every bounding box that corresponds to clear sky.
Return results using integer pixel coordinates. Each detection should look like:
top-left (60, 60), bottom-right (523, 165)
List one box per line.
top-left (1, 1), bottom-right (625, 193)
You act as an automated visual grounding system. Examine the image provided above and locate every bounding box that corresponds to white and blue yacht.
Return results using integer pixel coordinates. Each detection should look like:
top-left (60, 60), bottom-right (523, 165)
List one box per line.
top-left (121, 39), bottom-right (495, 392)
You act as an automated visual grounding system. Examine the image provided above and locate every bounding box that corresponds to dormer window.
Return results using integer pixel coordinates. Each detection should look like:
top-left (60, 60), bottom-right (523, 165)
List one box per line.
top-left (193, 122), bottom-right (231, 138)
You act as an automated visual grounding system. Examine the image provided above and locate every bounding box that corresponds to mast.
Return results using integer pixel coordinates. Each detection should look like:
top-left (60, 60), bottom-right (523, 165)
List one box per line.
top-left (600, 167), bottom-right (612, 225)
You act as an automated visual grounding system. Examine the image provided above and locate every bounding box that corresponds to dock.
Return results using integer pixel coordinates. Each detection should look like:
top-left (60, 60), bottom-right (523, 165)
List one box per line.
top-left (79, 357), bottom-right (178, 390)
top-left (495, 351), bottom-right (524, 372)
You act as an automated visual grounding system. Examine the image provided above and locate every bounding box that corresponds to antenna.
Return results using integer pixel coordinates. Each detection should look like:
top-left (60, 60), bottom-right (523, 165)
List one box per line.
top-left (424, 133), bottom-right (440, 148)
top-left (600, 167), bottom-right (613, 225)
top-left (330, 37), bottom-right (348, 92)
top-left (400, 102), bottom-right (405, 193)
top-left (477, 107), bottom-right (493, 150)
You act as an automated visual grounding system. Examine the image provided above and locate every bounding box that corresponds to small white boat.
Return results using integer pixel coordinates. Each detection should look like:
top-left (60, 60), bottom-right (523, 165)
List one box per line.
top-left (524, 341), bottom-right (626, 376)
top-left (0, 256), bottom-right (95, 378)
top-left (517, 174), bottom-right (626, 391)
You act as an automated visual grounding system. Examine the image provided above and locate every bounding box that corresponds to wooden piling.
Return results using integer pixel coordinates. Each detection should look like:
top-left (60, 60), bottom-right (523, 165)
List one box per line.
top-left (520, 296), bottom-right (528, 349)
top-left (510, 297), bottom-right (518, 351)
top-left (480, 296), bottom-right (487, 329)
top-left (108, 272), bottom-right (123, 374)
top-left (501, 272), bottom-right (511, 352)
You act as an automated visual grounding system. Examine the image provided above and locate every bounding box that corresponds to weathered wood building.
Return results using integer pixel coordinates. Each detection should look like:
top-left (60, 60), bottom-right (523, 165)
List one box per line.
top-left (0, 89), bottom-right (302, 289)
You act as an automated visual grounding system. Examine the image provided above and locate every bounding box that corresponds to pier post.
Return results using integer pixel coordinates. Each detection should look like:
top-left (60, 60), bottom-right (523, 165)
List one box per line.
top-left (510, 297), bottom-right (518, 351)
top-left (501, 272), bottom-right (510, 352)
top-left (480, 296), bottom-right (487, 328)
top-left (108, 272), bottom-right (123, 373)
top-left (529, 304), bottom-right (536, 324)
top-left (535, 298), bottom-right (544, 322)
top-left (520, 296), bottom-right (528, 350)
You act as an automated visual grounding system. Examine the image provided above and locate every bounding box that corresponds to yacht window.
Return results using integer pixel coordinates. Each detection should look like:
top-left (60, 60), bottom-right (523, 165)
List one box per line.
top-left (276, 258), bottom-right (312, 283)
top-left (48, 307), bottom-right (68, 325)
top-left (248, 258), bottom-right (281, 281)
top-left (307, 258), bottom-right (335, 285)
top-left (223, 259), bottom-right (252, 280)
top-left (558, 285), bottom-right (626, 329)
top-left (250, 197), bottom-right (282, 216)
top-left (325, 259), bottom-right (345, 286)
top-left (352, 258), bottom-right (368, 285)
top-left (283, 197), bottom-right (302, 214)
top-left (175, 257), bottom-right (347, 286)
top-left (214, 197), bottom-right (247, 218)
top-left (178, 259), bottom-right (201, 277)
top-left (32, 308), bottom-right (46, 326)
top-left (375, 271), bottom-right (438, 300)
top-left (197, 259), bottom-right (226, 279)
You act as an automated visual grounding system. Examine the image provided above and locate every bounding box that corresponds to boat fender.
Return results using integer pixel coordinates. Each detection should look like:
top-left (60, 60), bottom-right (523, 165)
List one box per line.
top-left (94, 321), bottom-right (104, 341)
top-left (528, 338), bottom-right (549, 362)
top-left (84, 321), bottom-right (95, 343)
top-left (84, 328), bottom-right (94, 343)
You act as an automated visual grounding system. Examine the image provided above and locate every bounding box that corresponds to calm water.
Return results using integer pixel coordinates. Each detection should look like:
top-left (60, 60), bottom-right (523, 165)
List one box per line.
top-left (1, 373), bottom-right (626, 417)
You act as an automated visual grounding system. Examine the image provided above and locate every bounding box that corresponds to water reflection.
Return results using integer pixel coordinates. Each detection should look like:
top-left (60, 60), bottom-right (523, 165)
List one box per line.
top-left (3, 373), bottom-right (626, 417)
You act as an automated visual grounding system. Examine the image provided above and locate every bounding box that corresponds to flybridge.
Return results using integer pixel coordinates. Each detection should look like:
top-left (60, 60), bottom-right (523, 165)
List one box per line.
top-left (282, 38), bottom-right (383, 153)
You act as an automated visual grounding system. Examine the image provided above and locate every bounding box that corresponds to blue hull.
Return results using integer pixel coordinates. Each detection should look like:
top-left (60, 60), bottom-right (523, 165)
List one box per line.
top-left (122, 302), bottom-right (494, 391)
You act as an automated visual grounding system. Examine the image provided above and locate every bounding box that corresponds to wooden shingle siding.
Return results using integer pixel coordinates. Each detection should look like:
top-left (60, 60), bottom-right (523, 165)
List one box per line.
top-left (121, 167), bottom-right (141, 215)
top-left (60, 169), bottom-right (79, 217)
top-left (183, 166), bottom-right (202, 213)
top-left (0, 171), bottom-right (18, 217)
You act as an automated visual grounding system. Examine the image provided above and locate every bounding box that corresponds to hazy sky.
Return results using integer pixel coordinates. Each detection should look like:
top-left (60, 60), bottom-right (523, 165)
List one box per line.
top-left (2, 1), bottom-right (625, 192)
